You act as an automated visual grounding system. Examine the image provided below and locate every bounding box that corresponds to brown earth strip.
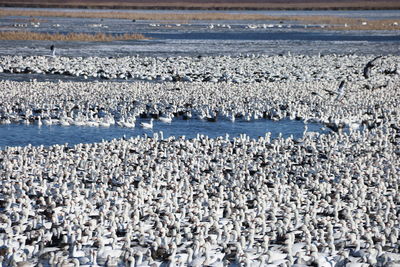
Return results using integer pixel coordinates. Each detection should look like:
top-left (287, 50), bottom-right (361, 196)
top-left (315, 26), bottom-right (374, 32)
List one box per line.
top-left (0, 31), bottom-right (147, 41)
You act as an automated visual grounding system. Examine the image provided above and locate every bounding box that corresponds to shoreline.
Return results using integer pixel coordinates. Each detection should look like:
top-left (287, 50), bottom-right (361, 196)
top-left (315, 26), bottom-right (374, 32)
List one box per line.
top-left (1, 3), bottom-right (400, 11)
top-left (1, 8), bottom-right (399, 31)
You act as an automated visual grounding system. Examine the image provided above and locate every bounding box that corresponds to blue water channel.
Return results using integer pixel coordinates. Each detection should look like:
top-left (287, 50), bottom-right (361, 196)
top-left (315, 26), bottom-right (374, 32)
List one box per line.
top-left (0, 118), bottom-right (328, 149)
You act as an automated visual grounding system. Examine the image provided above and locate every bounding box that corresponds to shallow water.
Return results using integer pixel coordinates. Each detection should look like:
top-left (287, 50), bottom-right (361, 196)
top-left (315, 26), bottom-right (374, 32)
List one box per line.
top-left (0, 9), bottom-right (399, 57)
top-left (144, 30), bottom-right (400, 42)
top-left (0, 38), bottom-right (398, 58)
top-left (0, 119), bottom-right (328, 148)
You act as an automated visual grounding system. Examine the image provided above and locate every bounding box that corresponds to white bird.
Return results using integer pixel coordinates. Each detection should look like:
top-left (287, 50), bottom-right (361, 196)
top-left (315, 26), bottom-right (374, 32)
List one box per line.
top-left (159, 114), bottom-right (173, 123)
top-left (60, 119), bottom-right (70, 126)
top-left (229, 113), bottom-right (235, 122)
top-left (99, 118), bottom-right (111, 127)
top-left (335, 80), bottom-right (346, 101)
top-left (323, 80), bottom-right (346, 102)
top-left (43, 117), bottom-right (53, 126)
top-left (71, 242), bottom-right (86, 258)
top-left (140, 118), bottom-right (154, 129)
top-left (37, 116), bottom-right (42, 127)
top-left (120, 117), bottom-right (135, 128)
top-left (266, 250), bottom-right (287, 265)
top-left (303, 125), bottom-right (319, 139)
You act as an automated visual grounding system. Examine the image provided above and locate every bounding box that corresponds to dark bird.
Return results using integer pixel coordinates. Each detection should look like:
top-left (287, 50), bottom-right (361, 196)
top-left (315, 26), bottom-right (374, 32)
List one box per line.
top-left (384, 68), bottom-right (398, 75)
top-left (363, 56), bottom-right (382, 79)
top-left (50, 44), bottom-right (56, 57)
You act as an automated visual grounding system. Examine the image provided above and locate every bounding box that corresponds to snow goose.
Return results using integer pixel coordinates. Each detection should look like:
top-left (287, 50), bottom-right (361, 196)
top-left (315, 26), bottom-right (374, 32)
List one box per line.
top-left (140, 118), bottom-right (154, 129)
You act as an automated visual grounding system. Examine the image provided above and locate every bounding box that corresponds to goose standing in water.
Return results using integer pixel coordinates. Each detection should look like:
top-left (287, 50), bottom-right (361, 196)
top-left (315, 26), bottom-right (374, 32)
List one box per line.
top-left (122, 118), bottom-right (135, 128)
top-left (50, 44), bottom-right (56, 57)
top-left (43, 117), bottom-right (53, 126)
top-left (37, 116), bottom-right (42, 127)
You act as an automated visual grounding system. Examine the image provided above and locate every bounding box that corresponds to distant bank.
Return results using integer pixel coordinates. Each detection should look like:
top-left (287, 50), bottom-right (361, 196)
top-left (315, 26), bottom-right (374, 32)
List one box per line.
top-left (1, 0), bottom-right (400, 10)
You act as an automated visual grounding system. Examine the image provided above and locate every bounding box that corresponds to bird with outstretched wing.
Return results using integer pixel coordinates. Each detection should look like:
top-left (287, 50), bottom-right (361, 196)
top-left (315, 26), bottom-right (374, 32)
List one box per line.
top-left (363, 56), bottom-right (382, 79)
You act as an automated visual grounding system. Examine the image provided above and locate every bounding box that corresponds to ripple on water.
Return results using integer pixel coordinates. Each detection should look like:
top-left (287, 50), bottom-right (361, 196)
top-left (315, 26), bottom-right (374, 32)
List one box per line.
top-left (0, 119), bottom-right (329, 148)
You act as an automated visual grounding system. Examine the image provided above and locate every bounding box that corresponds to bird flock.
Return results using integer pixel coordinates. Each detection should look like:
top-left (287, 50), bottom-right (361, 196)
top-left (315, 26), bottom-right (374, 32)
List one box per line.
top-left (0, 54), bottom-right (398, 83)
top-left (0, 54), bottom-right (399, 267)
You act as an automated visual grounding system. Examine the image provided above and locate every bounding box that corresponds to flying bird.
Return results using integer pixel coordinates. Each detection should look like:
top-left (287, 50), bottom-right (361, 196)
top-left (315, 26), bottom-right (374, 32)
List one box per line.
top-left (322, 80), bottom-right (346, 102)
top-left (363, 56), bottom-right (382, 79)
top-left (311, 91), bottom-right (326, 100)
top-left (336, 80), bottom-right (346, 100)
